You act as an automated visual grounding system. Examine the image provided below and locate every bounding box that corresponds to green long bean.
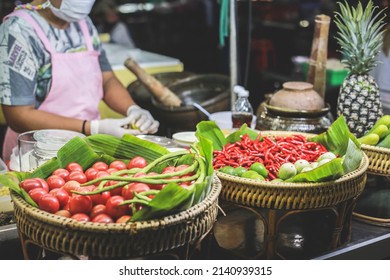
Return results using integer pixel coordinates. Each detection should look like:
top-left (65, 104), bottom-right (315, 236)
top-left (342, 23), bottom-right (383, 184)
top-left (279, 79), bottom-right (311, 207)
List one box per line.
top-left (82, 158), bottom-right (198, 186)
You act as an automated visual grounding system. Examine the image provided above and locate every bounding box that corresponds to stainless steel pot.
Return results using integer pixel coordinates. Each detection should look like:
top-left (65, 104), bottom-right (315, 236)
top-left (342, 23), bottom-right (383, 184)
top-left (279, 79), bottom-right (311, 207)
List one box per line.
top-left (127, 71), bottom-right (194, 111)
top-left (151, 74), bottom-right (231, 132)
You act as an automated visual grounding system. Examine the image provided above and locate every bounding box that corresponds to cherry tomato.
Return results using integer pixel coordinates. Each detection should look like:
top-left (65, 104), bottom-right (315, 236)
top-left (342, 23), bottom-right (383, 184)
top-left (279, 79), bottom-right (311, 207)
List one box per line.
top-left (68, 171), bottom-right (87, 184)
top-left (28, 188), bottom-right (48, 204)
top-left (52, 168), bottom-right (70, 181)
top-left (109, 160), bottom-right (127, 170)
top-left (94, 171), bottom-right (110, 186)
top-left (66, 162), bottom-right (83, 173)
top-left (162, 166), bottom-right (176, 174)
top-left (90, 204), bottom-right (107, 220)
top-left (149, 183), bottom-right (165, 190)
top-left (122, 182), bottom-right (150, 200)
top-left (116, 215), bottom-right (131, 224)
top-left (127, 156), bottom-right (147, 169)
top-left (62, 180), bottom-right (81, 195)
top-left (55, 210), bottom-right (72, 218)
top-left (109, 185), bottom-right (124, 196)
top-left (49, 188), bottom-right (69, 207)
top-left (77, 185), bottom-right (95, 193)
top-left (71, 213), bottom-right (90, 222)
top-left (105, 196), bottom-right (128, 219)
top-left (90, 190), bottom-right (111, 205)
top-left (35, 178), bottom-right (50, 193)
top-left (20, 178), bottom-right (45, 193)
top-left (107, 168), bottom-right (118, 175)
top-left (92, 161), bottom-right (109, 171)
top-left (38, 194), bottom-right (60, 214)
top-left (133, 172), bottom-right (146, 178)
top-left (85, 167), bottom-right (99, 181)
top-left (92, 213), bottom-right (114, 223)
top-left (175, 164), bottom-right (194, 176)
top-left (46, 175), bottom-right (66, 190)
top-left (69, 195), bottom-right (93, 214)
top-left (146, 172), bottom-right (164, 190)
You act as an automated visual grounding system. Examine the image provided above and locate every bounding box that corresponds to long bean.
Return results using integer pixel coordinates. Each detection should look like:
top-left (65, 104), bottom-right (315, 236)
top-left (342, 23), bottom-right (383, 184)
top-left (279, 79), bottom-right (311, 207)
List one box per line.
top-left (73, 169), bottom-right (200, 196)
top-left (119, 198), bottom-right (150, 207)
top-left (83, 159), bottom-right (198, 186)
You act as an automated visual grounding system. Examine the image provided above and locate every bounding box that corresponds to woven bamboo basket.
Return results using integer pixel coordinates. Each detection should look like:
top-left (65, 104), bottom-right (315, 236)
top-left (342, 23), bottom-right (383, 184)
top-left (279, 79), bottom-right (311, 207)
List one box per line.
top-left (11, 176), bottom-right (222, 259)
top-left (360, 144), bottom-right (390, 175)
top-left (216, 131), bottom-right (369, 210)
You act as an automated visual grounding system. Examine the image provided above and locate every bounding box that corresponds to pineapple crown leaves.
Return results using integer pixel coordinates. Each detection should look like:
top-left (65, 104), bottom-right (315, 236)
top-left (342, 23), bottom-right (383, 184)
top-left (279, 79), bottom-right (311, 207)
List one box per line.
top-left (334, 0), bottom-right (387, 74)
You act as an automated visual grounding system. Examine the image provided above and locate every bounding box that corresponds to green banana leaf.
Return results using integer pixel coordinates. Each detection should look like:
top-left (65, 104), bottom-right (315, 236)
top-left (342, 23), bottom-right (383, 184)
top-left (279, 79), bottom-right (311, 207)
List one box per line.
top-left (85, 134), bottom-right (169, 163)
top-left (131, 182), bottom-right (195, 221)
top-left (309, 115), bottom-right (360, 156)
top-left (195, 121), bottom-right (227, 151)
top-left (287, 158), bottom-right (345, 183)
top-left (196, 135), bottom-right (214, 176)
top-left (0, 173), bottom-right (38, 207)
top-left (342, 139), bottom-right (363, 174)
top-left (225, 124), bottom-right (259, 143)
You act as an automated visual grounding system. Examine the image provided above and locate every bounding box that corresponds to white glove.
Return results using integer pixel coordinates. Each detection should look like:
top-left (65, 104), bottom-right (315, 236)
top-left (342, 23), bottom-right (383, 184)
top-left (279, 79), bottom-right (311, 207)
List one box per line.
top-left (126, 105), bottom-right (159, 134)
top-left (90, 116), bottom-right (143, 137)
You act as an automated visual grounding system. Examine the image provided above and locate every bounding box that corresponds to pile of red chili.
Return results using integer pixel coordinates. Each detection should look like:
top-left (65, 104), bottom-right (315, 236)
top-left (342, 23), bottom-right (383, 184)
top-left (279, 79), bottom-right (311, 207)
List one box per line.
top-left (213, 134), bottom-right (328, 179)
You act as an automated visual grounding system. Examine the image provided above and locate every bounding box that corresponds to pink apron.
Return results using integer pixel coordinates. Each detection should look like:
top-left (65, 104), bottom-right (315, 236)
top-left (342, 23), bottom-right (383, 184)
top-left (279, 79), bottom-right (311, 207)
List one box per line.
top-left (2, 10), bottom-right (103, 162)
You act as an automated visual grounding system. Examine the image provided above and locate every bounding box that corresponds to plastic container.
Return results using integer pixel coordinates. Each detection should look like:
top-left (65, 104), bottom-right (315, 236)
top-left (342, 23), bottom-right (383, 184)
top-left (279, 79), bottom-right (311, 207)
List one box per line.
top-left (301, 61), bottom-right (349, 86)
top-left (231, 85), bottom-right (254, 128)
top-left (29, 129), bottom-right (85, 170)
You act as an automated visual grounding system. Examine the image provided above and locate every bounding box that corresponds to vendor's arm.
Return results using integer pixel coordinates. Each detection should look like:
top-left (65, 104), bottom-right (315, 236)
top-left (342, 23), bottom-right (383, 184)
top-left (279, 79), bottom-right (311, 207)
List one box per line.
top-left (101, 71), bottom-right (159, 134)
top-left (2, 105), bottom-right (90, 135)
top-left (102, 71), bottom-right (135, 116)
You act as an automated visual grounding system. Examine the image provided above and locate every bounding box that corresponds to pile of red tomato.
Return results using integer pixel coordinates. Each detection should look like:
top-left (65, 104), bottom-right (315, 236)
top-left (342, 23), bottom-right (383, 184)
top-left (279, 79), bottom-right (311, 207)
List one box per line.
top-left (19, 156), bottom-right (181, 224)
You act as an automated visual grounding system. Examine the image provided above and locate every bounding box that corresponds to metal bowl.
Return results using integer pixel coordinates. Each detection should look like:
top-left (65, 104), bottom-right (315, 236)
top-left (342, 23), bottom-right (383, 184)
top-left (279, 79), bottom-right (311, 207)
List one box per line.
top-left (151, 74), bottom-right (231, 131)
top-left (127, 71), bottom-right (194, 110)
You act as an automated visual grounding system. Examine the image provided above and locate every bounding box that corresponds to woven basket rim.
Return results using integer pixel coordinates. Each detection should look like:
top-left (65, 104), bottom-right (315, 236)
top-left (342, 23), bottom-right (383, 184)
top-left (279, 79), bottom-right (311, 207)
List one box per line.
top-left (361, 144), bottom-right (390, 153)
top-left (11, 175), bottom-right (222, 232)
top-left (216, 152), bottom-right (368, 189)
top-left (360, 144), bottom-right (390, 175)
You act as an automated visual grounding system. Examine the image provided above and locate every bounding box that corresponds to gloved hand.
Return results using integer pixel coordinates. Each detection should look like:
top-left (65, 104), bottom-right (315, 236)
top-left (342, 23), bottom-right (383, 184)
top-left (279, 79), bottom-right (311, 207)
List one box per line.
top-left (126, 105), bottom-right (159, 134)
top-left (90, 116), bottom-right (143, 137)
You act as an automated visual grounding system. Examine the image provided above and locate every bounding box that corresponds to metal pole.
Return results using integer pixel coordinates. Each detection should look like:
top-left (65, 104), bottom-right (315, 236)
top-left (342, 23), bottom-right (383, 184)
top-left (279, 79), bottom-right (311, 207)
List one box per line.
top-left (230, 0), bottom-right (238, 110)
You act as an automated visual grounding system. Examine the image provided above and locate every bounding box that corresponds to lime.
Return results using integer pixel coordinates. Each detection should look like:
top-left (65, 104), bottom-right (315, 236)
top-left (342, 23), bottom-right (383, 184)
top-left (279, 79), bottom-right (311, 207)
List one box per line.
top-left (318, 158), bottom-right (332, 166)
top-left (249, 162), bottom-right (268, 178)
top-left (278, 162), bottom-right (297, 180)
top-left (241, 170), bottom-right (265, 180)
top-left (301, 166), bottom-right (313, 173)
top-left (317, 152), bottom-right (337, 162)
top-left (272, 178), bottom-right (284, 183)
top-left (234, 166), bottom-right (248, 177)
top-left (294, 159), bottom-right (310, 173)
top-left (218, 166), bottom-right (236, 175)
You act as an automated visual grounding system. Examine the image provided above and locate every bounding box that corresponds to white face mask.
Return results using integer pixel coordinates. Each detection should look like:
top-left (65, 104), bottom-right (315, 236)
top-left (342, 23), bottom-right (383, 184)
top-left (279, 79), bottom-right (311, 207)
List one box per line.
top-left (49, 0), bottom-right (96, 22)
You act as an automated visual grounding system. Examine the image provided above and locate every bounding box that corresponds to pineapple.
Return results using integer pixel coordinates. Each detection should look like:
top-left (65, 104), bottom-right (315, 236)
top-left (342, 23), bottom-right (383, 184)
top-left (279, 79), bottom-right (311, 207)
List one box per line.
top-left (334, 0), bottom-right (387, 137)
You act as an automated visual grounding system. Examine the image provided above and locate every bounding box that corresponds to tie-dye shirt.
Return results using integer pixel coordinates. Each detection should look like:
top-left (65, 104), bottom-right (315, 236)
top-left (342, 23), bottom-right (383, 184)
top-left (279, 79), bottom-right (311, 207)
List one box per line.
top-left (0, 10), bottom-right (111, 108)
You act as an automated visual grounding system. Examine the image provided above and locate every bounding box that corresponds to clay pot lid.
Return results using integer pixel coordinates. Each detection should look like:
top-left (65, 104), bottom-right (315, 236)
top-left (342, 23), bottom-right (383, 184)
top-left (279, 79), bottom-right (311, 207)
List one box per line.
top-left (283, 81), bottom-right (313, 91)
top-left (269, 81), bottom-right (324, 111)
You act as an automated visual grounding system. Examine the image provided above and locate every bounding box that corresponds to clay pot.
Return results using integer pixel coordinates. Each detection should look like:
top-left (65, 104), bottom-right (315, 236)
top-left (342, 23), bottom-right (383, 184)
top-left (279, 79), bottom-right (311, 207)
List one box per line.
top-left (269, 81), bottom-right (324, 111)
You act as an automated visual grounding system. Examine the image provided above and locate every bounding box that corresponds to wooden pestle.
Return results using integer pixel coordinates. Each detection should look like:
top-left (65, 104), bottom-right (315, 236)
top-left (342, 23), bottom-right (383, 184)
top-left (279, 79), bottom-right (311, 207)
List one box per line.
top-left (124, 58), bottom-right (182, 107)
top-left (307, 14), bottom-right (331, 101)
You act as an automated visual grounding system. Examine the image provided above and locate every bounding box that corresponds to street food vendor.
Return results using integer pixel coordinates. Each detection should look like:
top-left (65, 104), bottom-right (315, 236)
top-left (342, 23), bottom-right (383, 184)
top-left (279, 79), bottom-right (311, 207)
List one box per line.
top-left (0, 0), bottom-right (159, 162)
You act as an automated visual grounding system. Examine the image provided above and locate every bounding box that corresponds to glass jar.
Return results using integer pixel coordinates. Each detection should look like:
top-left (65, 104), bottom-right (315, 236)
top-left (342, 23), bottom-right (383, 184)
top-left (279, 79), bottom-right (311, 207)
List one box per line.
top-left (29, 129), bottom-right (85, 170)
